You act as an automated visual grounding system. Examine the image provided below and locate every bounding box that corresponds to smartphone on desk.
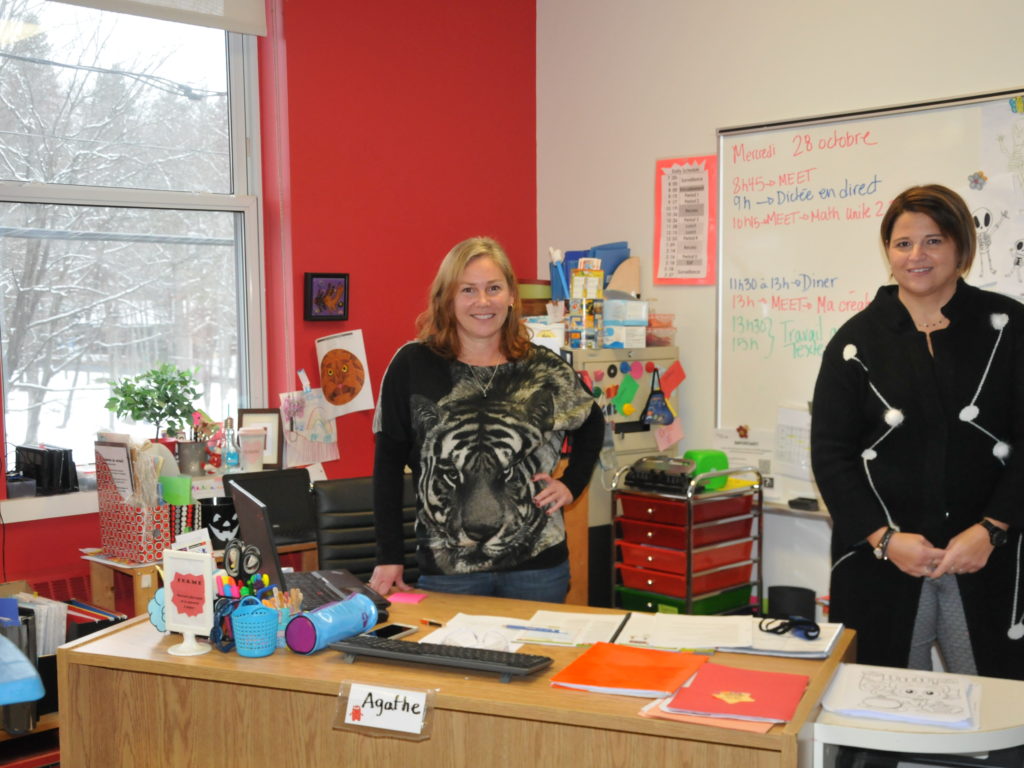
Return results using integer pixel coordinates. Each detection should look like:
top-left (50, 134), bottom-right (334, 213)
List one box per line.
top-left (361, 623), bottom-right (418, 640)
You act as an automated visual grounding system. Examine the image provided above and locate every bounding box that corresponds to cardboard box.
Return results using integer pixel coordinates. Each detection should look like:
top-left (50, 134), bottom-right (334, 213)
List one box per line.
top-left (601, 324), bottom-right (646, 348)
top-left (603, 299), bottom-right (649, 326)
top-left (95, 453), bottom-right (171, 563)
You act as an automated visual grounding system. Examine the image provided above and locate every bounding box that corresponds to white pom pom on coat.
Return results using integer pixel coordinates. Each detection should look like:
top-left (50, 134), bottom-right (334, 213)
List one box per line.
top-left (884, 408), bottom-right (904, 427)
top-left (960, 405), bottom-right (979, 422)
top-left (843, 344), bottom-right (857, 360)
top-left (991, 313), bottom-right (1009, 330)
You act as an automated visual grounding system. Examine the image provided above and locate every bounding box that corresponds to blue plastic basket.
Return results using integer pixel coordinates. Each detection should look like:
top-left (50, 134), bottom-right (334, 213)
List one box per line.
top-left (230, 596), bottom-right (278, 658)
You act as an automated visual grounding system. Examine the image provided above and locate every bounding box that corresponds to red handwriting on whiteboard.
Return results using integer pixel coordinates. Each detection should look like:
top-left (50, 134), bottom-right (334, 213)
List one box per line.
top-left (791, 128), bottom-right (878, 157)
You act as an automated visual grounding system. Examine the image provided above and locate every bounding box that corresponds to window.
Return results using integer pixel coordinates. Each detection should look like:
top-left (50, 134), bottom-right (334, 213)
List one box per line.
top-left (0, 0), bottom-right (264, 475)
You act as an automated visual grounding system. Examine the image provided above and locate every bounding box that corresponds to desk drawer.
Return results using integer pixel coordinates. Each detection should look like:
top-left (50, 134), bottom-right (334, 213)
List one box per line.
top-left (615, 561), bottom-right (752, 598)
top-left (616, 538), bottom-right (753, 575)
top-left (616, 517), bottom-right (752, 549)
top-left (618, 493), bottom-right (752, 526)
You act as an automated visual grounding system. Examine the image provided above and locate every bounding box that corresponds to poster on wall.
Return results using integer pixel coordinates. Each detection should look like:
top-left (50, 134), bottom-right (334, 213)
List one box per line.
top-left (314, 329), bottom-right (375, 417)
top-left (653, 155), bottom-right (718, 285)
top-left (279, 387), bottom-right (341, 468)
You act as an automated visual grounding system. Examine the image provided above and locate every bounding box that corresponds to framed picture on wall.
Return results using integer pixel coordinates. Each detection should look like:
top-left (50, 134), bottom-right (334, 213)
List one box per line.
top-left (304, 272), bottom-right (349, 321)
top-left (237, 408), bottom-right (283, 470)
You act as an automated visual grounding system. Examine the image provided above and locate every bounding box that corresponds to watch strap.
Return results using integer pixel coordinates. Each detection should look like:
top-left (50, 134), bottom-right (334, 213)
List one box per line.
top-left (873, 527), bottom-right (896, 560)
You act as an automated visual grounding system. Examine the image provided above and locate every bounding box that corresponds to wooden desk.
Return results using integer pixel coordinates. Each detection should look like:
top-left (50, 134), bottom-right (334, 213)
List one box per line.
top-left (58, 593), bottom-right (854, 768)
top-left (87, 541), bottom-right (319, 617)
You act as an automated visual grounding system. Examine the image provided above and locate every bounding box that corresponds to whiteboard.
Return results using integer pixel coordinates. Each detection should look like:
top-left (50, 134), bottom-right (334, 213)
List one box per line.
top-left (716, 90), bottom-right (1024, 434)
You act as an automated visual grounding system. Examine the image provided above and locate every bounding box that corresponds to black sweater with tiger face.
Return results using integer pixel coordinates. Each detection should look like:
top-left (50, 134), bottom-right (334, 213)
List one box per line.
top-left (373, 342), bottom-right (604, 575)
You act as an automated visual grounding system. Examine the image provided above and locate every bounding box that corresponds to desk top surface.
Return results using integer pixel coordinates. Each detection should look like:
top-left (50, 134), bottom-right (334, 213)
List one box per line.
top-left (59, 591), bottom-right (853, 752)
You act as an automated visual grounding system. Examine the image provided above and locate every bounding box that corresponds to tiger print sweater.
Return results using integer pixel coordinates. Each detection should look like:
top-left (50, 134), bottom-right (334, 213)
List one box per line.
top-left (372, 342), bottom-right (604, 575)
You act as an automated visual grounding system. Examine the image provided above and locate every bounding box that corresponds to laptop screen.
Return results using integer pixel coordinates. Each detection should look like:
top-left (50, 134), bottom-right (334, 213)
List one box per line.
top-left (227, 479), bottom-right (291, 592)
top-left (223, 468), bottom-right (317, 545)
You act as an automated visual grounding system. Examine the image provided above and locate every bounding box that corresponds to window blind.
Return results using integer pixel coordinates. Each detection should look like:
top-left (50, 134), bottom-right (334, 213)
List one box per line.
top-left (54, 0), bottom-right (267, 35)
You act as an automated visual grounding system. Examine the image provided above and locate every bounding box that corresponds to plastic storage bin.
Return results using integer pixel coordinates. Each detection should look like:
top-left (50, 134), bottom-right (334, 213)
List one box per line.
top-left (616, 538), bottom-right (754, 575)
top-left (616, 561), bottom-right (753, 598)
top-left (615, 585), bottom-right (752, 615)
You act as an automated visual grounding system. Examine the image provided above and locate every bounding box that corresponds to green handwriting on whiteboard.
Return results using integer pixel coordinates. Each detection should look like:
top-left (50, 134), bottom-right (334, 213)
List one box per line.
top-left (730, 315), bottom-right (775, 358)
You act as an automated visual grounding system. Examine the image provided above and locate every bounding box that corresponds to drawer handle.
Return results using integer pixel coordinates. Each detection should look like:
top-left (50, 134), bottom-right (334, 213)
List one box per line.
top-left (646, 579), bottom-right (654, 586)
top-left (645, 531), bottom-right (653, 538)
top-left (646, 555), bottom-right (654, 562)
top-left (646, 507), bottom-right (655, 515)
top-left (645, 602), bottom-right (654, 609)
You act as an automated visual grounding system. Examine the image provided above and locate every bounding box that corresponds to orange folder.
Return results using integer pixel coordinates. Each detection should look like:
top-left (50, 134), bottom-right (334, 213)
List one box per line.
top-left (550, 641), bottom-right (708, 697)
top-left (663, 662), bottom-right (809, 722)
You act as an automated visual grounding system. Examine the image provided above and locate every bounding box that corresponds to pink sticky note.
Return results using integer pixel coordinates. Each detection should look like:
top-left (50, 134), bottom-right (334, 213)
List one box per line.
top-left (388, 592), bottom-right (427, 604)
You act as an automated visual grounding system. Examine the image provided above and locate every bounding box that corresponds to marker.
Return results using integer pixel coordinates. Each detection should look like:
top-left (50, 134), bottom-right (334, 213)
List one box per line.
top-left (420, 618), bottom-right (444, 627)
top-left (504, 625), bottom-right (567, 634)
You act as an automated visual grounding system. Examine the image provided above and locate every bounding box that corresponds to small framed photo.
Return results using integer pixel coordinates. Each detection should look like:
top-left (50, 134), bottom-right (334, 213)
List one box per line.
top-left (304, 272), bottom-right (349, 321)
top-left (237, 408), bottom-right (283, 470)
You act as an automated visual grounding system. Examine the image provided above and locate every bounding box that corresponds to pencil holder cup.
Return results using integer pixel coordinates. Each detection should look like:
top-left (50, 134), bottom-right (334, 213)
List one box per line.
top-left (231, 596), bottom-right (279, 658)
top-left (285, 592), bottom-right (377, 655)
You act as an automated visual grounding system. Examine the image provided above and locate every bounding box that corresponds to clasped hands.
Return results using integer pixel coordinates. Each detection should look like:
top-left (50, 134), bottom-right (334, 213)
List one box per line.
top-left (876, 524), bottom-right (996, 579)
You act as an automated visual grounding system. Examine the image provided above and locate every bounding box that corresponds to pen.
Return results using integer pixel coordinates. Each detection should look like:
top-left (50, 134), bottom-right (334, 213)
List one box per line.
top-left (504, 625), bottom-right (566, 634)
top-left (420, 618), bottom-right (444, 627)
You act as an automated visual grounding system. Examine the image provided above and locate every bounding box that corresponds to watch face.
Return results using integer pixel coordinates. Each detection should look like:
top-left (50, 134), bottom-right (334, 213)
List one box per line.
top-left (982, 520), bottom-right (1008, 546)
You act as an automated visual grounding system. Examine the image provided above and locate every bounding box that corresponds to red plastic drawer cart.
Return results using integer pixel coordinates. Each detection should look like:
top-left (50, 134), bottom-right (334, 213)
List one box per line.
top-left (611, 466), bottom-right (763, 615)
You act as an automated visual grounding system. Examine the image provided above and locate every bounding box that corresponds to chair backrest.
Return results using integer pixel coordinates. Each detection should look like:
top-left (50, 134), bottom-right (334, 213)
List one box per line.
top-left (311, 475), bottom-right (419, 583)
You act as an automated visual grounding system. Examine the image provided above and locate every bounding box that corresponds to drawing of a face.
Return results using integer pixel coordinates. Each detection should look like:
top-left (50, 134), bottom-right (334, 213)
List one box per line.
top-left (320, 348), bottom-right (365, 406)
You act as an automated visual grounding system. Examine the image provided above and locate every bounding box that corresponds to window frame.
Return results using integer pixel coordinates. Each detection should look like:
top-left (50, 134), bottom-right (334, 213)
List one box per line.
top-left (0, 30), bottom-right (267, 509)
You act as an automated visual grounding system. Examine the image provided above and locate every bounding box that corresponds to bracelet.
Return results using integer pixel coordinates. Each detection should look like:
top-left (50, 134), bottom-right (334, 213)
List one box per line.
top-left (879, 527), bottom-right (896, 561)
top-left (873, 527), bottom-right (896, 561)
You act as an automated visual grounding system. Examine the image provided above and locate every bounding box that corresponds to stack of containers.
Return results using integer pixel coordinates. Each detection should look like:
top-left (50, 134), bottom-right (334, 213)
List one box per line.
top-left (567, 257), bottom-right (603, 349)
top-left (613, 489), bottom-right (757, 614)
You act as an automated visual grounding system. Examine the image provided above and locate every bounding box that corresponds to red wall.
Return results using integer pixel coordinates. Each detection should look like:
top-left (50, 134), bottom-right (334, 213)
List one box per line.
top-left (1, 1), bottom-right (537, 583)
top-left (261, 0), bottom-right (538, 480)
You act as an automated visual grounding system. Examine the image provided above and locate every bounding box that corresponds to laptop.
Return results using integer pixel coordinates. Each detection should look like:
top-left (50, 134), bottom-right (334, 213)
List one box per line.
top-left (227, 479), bottom-right (390, 617)
top-left (223, 468), bottom-right (318, 546)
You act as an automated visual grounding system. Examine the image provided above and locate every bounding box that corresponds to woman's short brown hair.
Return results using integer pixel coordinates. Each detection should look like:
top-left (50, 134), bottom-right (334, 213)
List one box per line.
top-left (415, 236), bottom-right (533, 360)
top-left (880, 184), bottom-right (976, 275)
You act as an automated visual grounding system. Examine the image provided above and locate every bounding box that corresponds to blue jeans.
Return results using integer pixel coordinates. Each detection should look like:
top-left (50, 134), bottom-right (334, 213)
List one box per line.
top-left (416, 560), bottom-right (570, 603)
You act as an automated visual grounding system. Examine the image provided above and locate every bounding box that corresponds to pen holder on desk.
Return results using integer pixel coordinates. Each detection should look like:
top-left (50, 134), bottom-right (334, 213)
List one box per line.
top-left (231, 597), bottom-right (279, 658)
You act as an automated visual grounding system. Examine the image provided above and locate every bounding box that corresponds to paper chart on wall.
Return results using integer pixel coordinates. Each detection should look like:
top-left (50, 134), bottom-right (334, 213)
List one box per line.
top-left (279, 388), bottom-right (340, 468)
top-left (315, 330), bottom-right (375, 417)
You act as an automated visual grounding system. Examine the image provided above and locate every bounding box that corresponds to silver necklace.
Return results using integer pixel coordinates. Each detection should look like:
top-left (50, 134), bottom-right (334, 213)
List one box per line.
top-left (470, 364), bottom-right (499, 398)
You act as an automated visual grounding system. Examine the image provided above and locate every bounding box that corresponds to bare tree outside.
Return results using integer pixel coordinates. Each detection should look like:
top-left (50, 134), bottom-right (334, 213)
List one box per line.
top-left (0, 0), bottom-right (248, 469)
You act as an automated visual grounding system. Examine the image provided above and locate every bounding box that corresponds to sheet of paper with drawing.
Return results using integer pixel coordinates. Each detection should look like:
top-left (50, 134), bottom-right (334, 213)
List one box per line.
top-left (418, 613), bottom-right (524, 652)
top-left (821, 663), bottom-right (978, 730)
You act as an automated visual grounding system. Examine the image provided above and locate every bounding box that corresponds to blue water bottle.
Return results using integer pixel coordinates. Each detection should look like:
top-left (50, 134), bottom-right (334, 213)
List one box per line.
top-left (284, 592), bottom-right (377, 654)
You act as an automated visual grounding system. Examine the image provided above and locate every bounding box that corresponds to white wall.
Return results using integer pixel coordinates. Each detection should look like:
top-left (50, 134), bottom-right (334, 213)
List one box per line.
top-left (537, 0), bottom-right (1024, 601)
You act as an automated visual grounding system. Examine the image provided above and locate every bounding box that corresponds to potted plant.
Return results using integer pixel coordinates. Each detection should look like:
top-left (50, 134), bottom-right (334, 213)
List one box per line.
top-left (105, 364), bottom-right (202, 441)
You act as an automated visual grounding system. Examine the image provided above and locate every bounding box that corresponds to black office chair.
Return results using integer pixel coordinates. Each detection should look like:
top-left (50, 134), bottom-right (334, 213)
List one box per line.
top-left (311, 475), bottom-right (419, 583)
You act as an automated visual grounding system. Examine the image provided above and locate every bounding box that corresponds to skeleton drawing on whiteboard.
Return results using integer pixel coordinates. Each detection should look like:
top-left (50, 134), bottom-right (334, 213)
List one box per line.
top-left (972, 207), bottom-right (1009, 275)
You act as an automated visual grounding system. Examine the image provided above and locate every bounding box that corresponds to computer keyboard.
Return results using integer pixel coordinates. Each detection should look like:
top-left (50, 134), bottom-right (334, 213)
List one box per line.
top-left (329, 634), bottom-right (554, 683)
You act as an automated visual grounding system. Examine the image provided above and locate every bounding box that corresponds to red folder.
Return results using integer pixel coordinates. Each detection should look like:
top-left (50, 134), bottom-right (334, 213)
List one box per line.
top-left (550, 641), bottom-right (708, 697)
top-left (664, 662), bottom-right (808, 722)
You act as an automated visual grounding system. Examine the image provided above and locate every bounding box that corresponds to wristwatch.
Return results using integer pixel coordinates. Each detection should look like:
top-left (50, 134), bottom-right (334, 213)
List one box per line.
top-left (873, 527), bottom-right (896, 560)
top-left (979, 518), bottom-right (1008, 547)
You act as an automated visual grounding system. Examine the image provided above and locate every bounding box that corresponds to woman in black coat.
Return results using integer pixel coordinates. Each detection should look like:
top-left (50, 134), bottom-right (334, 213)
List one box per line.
top-left (811, 184), bottom-right (1024, 679)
